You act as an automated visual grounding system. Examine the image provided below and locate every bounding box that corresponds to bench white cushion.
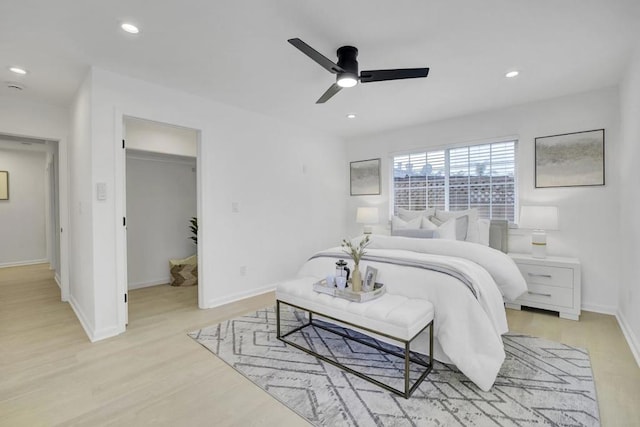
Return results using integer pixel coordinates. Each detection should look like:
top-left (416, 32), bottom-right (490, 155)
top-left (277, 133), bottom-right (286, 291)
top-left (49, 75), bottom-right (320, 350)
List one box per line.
top-left (276, 277), bottom-right (434, 342)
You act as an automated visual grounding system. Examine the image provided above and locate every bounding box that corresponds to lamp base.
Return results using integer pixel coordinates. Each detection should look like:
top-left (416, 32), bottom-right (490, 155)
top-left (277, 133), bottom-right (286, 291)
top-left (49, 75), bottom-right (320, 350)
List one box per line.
top-left (363, 225), bottom-right (373, 235)
top-left (531, 230), bottom-right (547, 258)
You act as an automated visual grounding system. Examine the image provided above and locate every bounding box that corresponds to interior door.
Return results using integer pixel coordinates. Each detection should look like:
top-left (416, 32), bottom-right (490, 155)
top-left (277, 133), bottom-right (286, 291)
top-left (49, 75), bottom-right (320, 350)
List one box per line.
top-left (122, 139), bottom-right (129, 326)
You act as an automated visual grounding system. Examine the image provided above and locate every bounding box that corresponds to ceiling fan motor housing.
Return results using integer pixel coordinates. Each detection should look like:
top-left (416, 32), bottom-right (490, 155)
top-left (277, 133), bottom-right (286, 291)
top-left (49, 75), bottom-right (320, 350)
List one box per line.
top-left (336, 46), bottom-right (359, 83)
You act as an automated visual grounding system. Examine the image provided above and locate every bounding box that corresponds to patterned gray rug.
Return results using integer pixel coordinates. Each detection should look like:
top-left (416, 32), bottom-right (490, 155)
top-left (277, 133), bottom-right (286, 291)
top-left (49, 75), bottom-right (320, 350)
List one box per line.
top-left (188, 306), bottom-right (600, 426)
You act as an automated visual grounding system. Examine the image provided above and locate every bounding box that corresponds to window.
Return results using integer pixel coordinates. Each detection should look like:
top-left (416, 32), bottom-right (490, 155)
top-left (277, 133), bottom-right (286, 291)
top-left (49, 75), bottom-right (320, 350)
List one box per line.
top-left (393, 140), bottom-right (517, 221)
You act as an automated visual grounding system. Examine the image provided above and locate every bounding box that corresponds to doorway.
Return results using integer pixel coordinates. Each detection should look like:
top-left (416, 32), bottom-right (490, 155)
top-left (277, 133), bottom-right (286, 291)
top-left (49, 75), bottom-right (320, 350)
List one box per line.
top-left (0, 134), bottom-right (63, 291)
top-left (120, 117), bottom-right (199, 326)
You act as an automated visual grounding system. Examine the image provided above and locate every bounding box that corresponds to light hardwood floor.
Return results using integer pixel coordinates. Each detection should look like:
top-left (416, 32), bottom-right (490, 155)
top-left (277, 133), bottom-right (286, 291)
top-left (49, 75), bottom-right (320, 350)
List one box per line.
top-left (1, 264), bottom-right (639, 426)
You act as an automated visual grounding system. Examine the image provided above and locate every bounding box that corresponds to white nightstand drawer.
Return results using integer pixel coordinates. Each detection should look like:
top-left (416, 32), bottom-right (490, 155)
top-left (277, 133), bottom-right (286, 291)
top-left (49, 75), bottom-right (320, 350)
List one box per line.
top-left (519, 283), bottom-right (573, 308)
top-left (517, 264), bottom-right (573, 288)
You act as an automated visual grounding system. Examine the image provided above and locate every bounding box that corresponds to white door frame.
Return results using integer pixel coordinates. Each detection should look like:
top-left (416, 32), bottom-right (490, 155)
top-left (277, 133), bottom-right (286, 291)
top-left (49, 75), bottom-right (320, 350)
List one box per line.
top-left (114, 110), bottom-right (203, 331)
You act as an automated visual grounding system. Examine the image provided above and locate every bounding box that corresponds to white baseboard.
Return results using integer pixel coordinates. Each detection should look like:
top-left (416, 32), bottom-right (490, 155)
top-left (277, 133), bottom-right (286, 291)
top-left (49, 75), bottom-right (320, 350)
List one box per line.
top-left (128, 278), bottom-right (169, 290)
top-left (68, 295), bottom-right (123, 342)
top-left (0, 258), bottom-right (48, 269)
top-left (204, 285), bottom-right (276, 309)
top-left (54, 274), bottom-right (61, 289)
top-left (616, 310), bottom-right (640, 368)
top-left (68, 294), bottom-right (96, 342)
top-left (91, 324), bottom-right (124, 342)
top-left (581, 303), bottom-right (617, 316)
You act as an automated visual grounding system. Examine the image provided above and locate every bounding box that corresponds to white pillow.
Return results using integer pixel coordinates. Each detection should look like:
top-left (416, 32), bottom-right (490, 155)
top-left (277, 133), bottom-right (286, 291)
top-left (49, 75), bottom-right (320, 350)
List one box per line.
top-left (435, 208), bottom-right (480, 243)
top-left (478, 219), bottom-right (491, 246)
top-left (398, 207), bottom-right (435, 221)
top-left (391, 215), bottom-right (422, 230)
top-left (435, 218), bottom-right (457, 240)
top-left (421, 216), bottom-right (438, 230)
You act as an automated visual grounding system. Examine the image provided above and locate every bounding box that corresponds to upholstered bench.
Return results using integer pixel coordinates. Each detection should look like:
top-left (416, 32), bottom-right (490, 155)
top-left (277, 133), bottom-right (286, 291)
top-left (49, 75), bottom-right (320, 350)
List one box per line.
top-left (275, 276), bottom-right (434, 398)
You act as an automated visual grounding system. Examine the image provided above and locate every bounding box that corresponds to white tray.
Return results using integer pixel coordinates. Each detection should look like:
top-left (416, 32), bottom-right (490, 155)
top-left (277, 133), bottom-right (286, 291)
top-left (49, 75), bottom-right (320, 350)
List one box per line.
top-left (312, 279), bottom-right (386, 303)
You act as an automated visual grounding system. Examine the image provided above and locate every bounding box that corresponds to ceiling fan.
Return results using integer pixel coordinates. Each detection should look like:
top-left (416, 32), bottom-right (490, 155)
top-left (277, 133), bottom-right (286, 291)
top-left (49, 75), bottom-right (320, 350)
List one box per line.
top-left (288, 38), bottom-right (429, 104)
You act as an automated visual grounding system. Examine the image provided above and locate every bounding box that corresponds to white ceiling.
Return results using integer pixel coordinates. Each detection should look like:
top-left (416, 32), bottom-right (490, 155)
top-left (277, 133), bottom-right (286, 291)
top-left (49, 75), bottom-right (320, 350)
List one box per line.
top-left (1, 0), bottom-right (639, 139)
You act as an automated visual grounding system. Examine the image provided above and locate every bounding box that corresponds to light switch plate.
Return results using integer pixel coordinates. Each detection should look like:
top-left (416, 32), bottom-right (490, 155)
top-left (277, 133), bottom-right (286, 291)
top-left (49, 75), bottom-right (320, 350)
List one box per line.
top-left (97, 182), bottom-right (107, 200)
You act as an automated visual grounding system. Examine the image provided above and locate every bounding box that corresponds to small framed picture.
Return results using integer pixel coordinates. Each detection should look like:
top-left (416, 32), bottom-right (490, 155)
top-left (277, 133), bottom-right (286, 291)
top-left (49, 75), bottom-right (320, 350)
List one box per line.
top-left (364, 266), bottom-right (378, 291)
top-left (350, 158), bottom-right (381, 196)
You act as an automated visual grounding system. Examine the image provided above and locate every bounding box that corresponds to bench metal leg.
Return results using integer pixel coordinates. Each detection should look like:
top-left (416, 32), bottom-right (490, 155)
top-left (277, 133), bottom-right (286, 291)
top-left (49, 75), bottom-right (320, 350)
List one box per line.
top-left (276, 299), bottom-right (433, 399)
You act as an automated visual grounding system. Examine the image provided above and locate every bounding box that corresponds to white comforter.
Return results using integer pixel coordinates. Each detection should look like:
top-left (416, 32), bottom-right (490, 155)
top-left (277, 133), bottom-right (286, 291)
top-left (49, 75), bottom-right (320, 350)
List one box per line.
top-left (296, 235), bottom-right (527, 391)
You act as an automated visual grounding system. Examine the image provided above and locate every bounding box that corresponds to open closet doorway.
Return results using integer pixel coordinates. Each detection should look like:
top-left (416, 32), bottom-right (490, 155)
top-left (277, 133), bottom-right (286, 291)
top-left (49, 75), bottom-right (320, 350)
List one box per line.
top-left (122, 117), bottom-right (199, 326)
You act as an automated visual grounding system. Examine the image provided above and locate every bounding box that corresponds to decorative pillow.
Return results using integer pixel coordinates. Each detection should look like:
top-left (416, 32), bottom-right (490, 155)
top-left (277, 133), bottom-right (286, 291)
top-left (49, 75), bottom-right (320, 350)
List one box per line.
top-left (391, 229), bottom-right (437, 238)
top-left (429, 215), bottom-right (445, 226)
top-left (454, 215), bottom-right (469, 240)
top-left (391, 215), bottom-right (422, 230)
top-left (421, 216), bottom-right (438, 230)
top-left (434, 215), bottom-right (469, 241)
top-left (397, 207), bottom-right (435, 221)
top-left (478, 219), bottom-right (491, 246)
top-left (435, 208), bottom-right (479, 243)
top-left (435, 218), bottom-right (457, 240)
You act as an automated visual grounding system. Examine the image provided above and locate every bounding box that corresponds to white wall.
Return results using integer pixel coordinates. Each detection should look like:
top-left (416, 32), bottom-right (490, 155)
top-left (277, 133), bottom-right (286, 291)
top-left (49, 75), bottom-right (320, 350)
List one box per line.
top-left (346, 87), bottom-right (621, 314)
top-left (72, 67), bottom-right (347, 341)
top-left (68, 73), bottom-right (97, 337)
top-left (126, 151), bottom-right (197, 288)
top-left (0, 97), bottom-right (69, 299)
top-left (0, 146), bottom-right (47, 266)
top-left (618, 47), bottom-right (640, 365)
top-left (125, 117), bottom-right (197, 157)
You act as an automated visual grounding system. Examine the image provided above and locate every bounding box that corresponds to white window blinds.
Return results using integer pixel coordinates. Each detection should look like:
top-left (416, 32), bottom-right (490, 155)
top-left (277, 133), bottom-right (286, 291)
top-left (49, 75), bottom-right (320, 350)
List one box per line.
top-left (393, 140), bottom-right (517, 221)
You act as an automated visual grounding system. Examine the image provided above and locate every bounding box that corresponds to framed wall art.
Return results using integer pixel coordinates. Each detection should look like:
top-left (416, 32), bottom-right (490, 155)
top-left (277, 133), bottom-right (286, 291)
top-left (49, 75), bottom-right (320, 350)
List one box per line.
top-left (535, 129), bottom-right (604, 188)
top-left (0, 171), bottom-right (8, 200)
top-left (350, 158), bottom-right (381, 196)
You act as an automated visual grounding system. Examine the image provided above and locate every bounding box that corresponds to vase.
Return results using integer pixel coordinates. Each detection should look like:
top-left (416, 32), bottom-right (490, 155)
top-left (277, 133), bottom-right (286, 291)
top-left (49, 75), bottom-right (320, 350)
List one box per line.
top-left (351, 265), bottom-right (362, 292)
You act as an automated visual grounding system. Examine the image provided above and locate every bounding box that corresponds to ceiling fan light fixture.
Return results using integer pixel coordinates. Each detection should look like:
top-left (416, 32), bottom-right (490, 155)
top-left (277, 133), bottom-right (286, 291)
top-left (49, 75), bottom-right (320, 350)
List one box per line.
top-left (337, 74), bottom-right (358, 88)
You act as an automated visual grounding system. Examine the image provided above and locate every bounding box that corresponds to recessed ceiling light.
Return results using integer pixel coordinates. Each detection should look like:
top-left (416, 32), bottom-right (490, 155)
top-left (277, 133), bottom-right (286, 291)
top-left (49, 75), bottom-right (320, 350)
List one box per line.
top-left (346, 114), bottom-right (356, 119)
top-left (121, 23), bottom-right (140, 34)
top-left (505, 70), bottom-right (519, 78)
top-left (9, 67), bottom-right (27, 75)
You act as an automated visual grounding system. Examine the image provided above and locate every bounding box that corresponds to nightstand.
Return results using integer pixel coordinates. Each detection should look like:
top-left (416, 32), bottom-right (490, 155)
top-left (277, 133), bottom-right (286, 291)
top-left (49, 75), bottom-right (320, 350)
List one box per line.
top-left (505, 253), bottom-right (581, 321)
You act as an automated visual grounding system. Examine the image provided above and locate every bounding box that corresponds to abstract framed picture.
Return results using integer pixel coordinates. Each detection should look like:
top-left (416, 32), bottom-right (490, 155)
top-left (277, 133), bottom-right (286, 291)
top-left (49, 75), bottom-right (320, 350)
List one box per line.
top-left (535, 129), bottom-right (605, 188)
top-left (350, 158), bottom-right (381, 196)
top-left (0, 171), bottom-right (8, 200)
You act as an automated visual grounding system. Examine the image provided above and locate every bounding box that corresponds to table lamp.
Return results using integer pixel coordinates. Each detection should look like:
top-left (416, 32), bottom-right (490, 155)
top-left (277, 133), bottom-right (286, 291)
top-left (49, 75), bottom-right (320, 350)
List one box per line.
top-left (356, 207), bottom-right (379, 235)
top-left (519, 206), bottom-right (559, 258)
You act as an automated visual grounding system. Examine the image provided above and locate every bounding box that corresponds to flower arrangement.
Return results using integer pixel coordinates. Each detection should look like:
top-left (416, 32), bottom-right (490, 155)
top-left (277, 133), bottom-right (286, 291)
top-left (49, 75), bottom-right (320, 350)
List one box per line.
top-left (341, 235), bottom-right (371, 266)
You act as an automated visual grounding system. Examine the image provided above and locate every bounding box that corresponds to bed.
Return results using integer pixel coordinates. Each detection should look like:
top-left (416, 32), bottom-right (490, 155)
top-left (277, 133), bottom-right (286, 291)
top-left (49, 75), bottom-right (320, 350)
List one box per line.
top-left (294, 217), bottom-right (527, 392)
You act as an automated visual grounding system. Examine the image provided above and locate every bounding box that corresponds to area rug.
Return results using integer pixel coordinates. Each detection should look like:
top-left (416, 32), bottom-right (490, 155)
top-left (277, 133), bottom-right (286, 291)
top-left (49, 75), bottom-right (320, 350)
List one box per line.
top-left (188, 306), bottom-right (600, 426)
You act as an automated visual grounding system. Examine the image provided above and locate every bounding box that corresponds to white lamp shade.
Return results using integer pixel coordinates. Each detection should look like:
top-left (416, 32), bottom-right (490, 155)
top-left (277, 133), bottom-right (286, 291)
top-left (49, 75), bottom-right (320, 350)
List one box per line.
top-left (519, 206), bottom-right (559, 230)
top-left (356, 207), bottom-right (379, 224)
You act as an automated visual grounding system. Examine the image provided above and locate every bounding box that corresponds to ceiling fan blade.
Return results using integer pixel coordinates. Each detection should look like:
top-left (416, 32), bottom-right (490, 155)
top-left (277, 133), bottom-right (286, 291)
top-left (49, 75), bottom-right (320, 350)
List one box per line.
top-left (288, 38), bottom-right (344, 74)
top-left (316, 83), bottom-right (342, 104)
top-left (360, 68), bottom-right (429, 83)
